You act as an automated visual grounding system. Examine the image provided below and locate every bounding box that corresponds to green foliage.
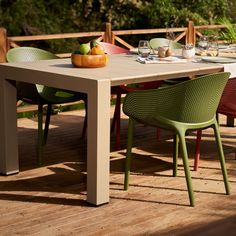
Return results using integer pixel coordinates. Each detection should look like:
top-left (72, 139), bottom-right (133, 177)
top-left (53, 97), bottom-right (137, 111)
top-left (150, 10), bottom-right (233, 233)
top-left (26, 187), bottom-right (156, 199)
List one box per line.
top-left (227, 0), bottom-right (236, 21)
top-left (174, 0), bottom-right (229, 23)
top-left (218, 18), bottom-right (236, 43)
top-left (0, 0), bottom-right (235, 52)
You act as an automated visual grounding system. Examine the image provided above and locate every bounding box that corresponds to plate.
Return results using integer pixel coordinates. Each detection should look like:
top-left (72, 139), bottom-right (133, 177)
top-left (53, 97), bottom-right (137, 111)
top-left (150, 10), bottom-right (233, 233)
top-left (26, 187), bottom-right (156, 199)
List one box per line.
top-left (201, 56), bottom-right (236, 63)
top-left (218, 45), bottom-right (229, 49)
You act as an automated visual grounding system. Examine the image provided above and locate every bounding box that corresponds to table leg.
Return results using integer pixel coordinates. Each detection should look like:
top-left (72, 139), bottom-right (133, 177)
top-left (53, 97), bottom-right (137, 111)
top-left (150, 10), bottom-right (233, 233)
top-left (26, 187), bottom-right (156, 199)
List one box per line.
top-left (0, 78), bottom-right (19, 175)
top-left (226, 115), bottom-right (234, 127)
top-left (86, 80), bottom-right (110, 205)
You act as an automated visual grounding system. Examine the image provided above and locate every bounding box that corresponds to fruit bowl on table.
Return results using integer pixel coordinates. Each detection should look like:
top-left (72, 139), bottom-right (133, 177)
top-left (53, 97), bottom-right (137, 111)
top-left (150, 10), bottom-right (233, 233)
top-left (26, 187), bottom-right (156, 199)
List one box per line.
top-left (71, 53), bottom-right (109, 68)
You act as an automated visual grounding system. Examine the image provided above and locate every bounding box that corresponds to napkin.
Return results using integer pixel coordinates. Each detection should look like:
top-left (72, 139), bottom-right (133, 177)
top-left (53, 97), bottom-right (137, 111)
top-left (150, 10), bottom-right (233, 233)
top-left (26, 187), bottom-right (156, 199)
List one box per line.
top-left (223, 63), bottom-right (236, 78)
top-left (137, 56), bottom-right (188, 64)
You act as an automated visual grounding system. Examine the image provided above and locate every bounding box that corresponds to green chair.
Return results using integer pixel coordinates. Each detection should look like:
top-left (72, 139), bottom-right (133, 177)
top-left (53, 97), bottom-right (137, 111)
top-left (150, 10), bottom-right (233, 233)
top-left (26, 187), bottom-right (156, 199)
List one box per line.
top-left (149, 37), bottom-right (182, 50)
top-left (123, 72), bottom-right (231, 206)
top-left (7, 47), bottom-right (87, 166)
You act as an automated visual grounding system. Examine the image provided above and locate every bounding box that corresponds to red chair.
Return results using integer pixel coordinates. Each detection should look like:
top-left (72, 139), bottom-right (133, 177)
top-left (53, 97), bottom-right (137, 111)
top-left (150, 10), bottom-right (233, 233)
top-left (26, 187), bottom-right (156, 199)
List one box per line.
top-left (99, 42), bottom-right (161, 150)
top-left (194, 77), bottom-right (236, 170)
top-left (98, 42), bottom-right (128, 54)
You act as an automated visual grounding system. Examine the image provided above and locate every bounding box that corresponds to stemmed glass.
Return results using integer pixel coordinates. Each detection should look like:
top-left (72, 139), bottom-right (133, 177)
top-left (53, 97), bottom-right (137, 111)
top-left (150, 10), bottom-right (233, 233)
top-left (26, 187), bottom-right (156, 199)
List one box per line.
top-left (166, 27), bottom-right (175, 48)
top-left (138, 40), bottom-right (151, 58)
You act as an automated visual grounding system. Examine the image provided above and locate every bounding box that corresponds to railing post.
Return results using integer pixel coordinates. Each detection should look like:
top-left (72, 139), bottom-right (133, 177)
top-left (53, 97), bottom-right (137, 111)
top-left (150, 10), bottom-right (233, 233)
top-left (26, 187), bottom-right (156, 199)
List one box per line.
top-left (0, 27), bottom-right (8, 63)
top-left (103, 22), bottom-right (114, 44)
top-left (186, 21), bottom-right (195, 45)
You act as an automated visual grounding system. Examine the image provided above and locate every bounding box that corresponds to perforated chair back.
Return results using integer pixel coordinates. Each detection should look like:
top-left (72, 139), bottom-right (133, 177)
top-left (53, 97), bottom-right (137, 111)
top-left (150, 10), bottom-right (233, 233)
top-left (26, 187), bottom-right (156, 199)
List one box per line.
top-left (123, 72), bottom-right (230, 125)
top-left (7, 47), bottom-right (58, 62)
top-left (217, 77), bottom-right (236, 117)
top-left (98, 42), bottom-right (129, 54)
top-left (7, 47), bottom-right (58, 103)
top-left (149, 38), bottom-right (182, 50)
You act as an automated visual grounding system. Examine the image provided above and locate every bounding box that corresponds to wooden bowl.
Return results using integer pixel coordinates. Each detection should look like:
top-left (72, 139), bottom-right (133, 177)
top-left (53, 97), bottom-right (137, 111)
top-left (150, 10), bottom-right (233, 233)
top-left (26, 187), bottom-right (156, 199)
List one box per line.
top-left (71, 54), bottom-right (109, 68)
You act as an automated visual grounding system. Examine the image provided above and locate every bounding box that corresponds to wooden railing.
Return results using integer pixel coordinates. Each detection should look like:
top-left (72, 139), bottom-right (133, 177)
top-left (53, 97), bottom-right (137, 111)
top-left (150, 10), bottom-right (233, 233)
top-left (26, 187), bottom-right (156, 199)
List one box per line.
top-left (0, 20), bottom-right (231, 114)
top-left (0, 21), bottom-right (229, 62)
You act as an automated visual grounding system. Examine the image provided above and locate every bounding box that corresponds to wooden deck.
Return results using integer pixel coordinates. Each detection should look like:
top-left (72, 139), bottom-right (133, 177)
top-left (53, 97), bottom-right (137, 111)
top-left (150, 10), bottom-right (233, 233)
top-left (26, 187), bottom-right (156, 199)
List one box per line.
top-left (0, 106), bottom-right (235, 235)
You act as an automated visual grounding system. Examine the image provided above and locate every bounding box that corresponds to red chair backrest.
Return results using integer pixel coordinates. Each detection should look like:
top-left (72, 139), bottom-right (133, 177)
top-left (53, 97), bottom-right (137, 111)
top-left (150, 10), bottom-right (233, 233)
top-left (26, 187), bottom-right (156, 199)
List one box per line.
top-left (98, 42), bottom-right (129, 55)
top-left (217, 78), bottom-right (236, 117)
top-left (99, 42), bottom-right (161, 91)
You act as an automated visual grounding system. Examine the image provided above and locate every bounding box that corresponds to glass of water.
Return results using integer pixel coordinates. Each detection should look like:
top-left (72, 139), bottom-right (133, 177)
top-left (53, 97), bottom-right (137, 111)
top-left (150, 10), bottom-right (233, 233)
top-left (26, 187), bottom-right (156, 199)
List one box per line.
top-left (198, 36), bottom-right (208, 55)
top-left (207, 36), bottom-right (219, 56)
top-left (138, 40), bottom-right (151, 58)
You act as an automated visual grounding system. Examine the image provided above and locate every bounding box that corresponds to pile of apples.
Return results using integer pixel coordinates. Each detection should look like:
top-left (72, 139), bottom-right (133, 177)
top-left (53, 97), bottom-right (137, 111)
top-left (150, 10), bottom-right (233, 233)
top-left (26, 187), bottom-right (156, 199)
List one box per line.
top-left (73, 40), bottom-right (105, 55)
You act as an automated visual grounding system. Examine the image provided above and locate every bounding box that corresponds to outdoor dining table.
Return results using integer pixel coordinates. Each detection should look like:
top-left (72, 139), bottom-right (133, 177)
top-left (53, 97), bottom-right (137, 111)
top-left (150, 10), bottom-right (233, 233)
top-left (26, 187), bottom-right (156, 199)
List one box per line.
top-left (0, 53), bottom-right (226, 206)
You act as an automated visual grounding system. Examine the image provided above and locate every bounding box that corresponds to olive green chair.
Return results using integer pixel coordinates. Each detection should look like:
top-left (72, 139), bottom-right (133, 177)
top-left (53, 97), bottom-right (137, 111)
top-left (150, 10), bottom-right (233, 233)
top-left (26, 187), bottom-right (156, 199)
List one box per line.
top-left (149, 37), bottom-right (182, 50)
top-left (7, 47), bottom-right (87, 166)
top-left (123, 72), bottom-right (231, 206)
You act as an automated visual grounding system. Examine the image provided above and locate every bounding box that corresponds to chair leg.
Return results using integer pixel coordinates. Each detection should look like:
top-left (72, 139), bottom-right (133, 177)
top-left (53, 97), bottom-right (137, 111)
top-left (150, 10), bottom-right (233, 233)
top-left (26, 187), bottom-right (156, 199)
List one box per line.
top-left (111, 108), bottom-right (117, 133)
top-left (115, 107), bottom-right (121, 150)
top-left (156, 128), bottom-right (161, 141)
top-left (43, 104), bottom-right (52, 145)
top-left (81, 100), bottom-right (87, 139)
top-left (216, 113), bottom-right (219, 123)
top-left (218, 114), bottom-right (236, 160)
top-left (124, 118), bottom-right (135, 190)
top-left (111, 92), bottom-right (122, 150)
top-left (37, 104), bottom-right (44, 166)
top-left (194, 130), bottom-right (202, 171)
top-left (226, 115), bottom-right (234, 127)
top-left (111, 93), bottom-right (121, 133)
top-left (173, 134), bottom-right (179, 177)
top-left (213, 122), bottom-right (230, 195)
top-left (179, 131), bottom-right (195, 207)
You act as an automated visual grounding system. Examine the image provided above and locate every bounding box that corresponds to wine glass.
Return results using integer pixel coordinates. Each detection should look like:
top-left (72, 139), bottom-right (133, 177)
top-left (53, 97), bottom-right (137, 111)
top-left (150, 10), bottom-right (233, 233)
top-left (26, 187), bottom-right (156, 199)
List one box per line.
top-left (166, 28), bottom-right (175, 48)
top-left (138, 40), bottom-right (151, 58)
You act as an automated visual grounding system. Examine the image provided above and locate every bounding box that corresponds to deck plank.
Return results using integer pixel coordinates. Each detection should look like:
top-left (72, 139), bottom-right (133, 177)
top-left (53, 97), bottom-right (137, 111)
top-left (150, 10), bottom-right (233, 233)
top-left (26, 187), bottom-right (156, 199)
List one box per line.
top-left (0, 107), bottom-right (235, 235)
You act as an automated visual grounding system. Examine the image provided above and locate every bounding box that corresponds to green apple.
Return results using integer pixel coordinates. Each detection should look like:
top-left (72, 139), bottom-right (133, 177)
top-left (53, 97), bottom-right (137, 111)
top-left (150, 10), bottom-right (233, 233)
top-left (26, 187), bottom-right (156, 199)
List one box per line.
top-left (79, 43), bottom-right (91, 55)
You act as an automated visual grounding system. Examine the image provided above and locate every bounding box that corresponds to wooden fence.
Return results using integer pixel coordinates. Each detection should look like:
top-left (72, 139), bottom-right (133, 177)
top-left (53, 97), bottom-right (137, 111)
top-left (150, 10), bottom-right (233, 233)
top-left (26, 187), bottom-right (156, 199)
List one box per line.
top-left (0, 20), bottom-right (229, 114)
top-left (0, 21), bottom-right (228, 62)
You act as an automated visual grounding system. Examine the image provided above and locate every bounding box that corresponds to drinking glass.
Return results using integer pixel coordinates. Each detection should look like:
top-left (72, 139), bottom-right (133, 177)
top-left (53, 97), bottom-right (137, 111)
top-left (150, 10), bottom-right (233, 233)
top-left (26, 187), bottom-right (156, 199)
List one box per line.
top-left (138, 40), bottom-right (151, 58)
top-left (166, 29), bottom-right (175, 48)
top-left (207, 36), bottom-right (219, 56)
top-left (198, 36), bottom-right (208, 55)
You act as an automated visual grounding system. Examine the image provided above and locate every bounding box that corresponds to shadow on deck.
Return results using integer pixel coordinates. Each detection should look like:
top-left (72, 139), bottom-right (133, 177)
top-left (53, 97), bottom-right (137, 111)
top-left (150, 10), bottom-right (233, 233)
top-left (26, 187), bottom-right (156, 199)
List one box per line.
top-left (0, 107), bottom-right (235, 235)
